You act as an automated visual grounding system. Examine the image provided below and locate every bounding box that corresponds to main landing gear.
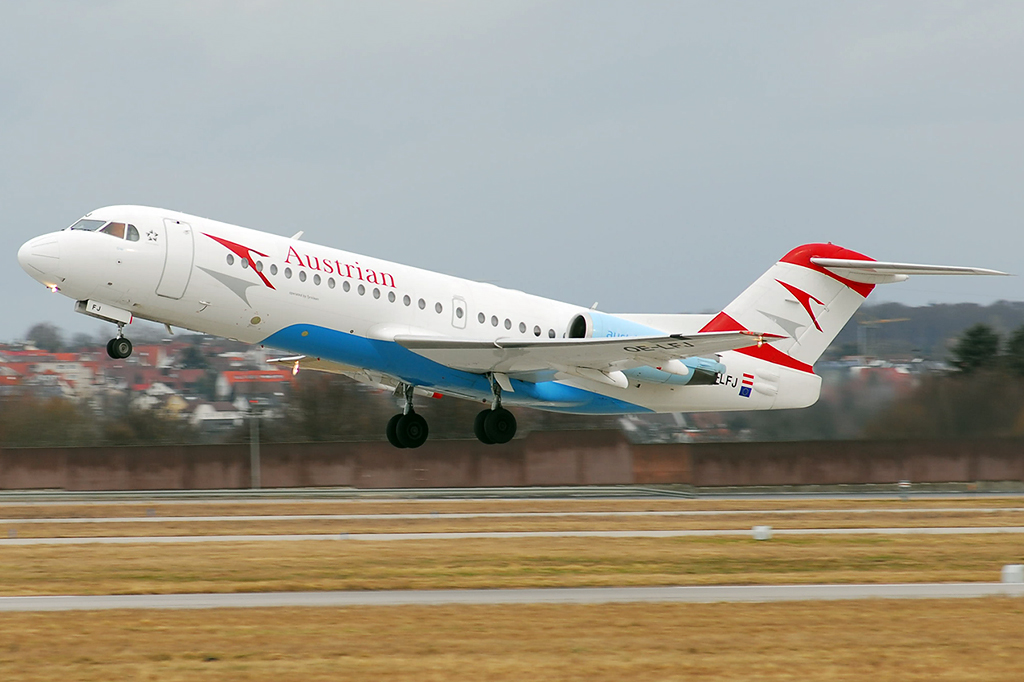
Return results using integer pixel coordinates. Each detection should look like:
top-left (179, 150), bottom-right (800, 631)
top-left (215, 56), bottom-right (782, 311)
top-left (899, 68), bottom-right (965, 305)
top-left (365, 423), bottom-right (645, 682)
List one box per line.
top-left (382, 377), bottom-right (518, 448)
top-left (105, 324), bottom-right (133, 359)
top-left (474, 374), bottom-right (517, 445)
top-left (386, 384), bottom-right (429, 449)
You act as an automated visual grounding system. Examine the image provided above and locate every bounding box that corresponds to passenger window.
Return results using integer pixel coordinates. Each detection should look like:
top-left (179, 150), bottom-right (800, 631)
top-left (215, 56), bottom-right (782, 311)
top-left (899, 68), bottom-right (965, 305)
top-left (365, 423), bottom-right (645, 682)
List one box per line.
top-left (313, 274), bottom-right (321, 285)
top-left (404, 295), bottom-right (411, 306)
top-left (548, 329), bottom-right (556, 338)
top-left (388, 291), bottom-right (396, 303)
top-left (534, 325), bottom-right (541, 337)
top-left (478, 313), bottom-right (485, 324)
top-left (270, 264), bottom-right (278, 275)
top-left (519, 322), bottom-right (526, 333)
top-left (126, 225), bottom-right (140, 242)
top-left (100, 222), bottom-right (127, 239)
top-left (298, 270), bottom-right (305, 281)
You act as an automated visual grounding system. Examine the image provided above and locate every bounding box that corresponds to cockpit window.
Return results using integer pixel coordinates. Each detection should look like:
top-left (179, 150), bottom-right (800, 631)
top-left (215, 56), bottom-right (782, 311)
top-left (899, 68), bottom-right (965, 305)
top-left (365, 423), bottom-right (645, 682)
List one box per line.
top-left (126, 224), bottom-right (140, 242)
top-left (99, 222), bottom-right (127, 239)
top-left (69, 219), bottom-right (105, 231)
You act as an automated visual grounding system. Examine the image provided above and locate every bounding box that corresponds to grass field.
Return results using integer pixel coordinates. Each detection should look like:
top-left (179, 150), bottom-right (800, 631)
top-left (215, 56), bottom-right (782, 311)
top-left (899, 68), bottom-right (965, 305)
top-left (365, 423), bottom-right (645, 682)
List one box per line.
top-left (2, 600), bottom-right (1023, 681)
top-left (3, 496), bottom-right (1024, 519)
top-left (2, 498), bottom-right (1023, 538)
top-left (1, 534), bottom-right (1021, 595)
top-left (2, 496), bottom-right (1022, 680)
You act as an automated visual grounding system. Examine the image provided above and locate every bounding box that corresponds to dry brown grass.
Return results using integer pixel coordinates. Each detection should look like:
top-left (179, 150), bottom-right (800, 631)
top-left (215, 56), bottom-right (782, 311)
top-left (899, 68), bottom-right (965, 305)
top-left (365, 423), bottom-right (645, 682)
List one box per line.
top-left (4, 510), bottom-right (1024, 538)
top-left (1, 535), bottom-right (1022, 596)
top-left (1, 600), bottom-right (1023, 681)
top-left (1, 496), bottom-right (1022, 519)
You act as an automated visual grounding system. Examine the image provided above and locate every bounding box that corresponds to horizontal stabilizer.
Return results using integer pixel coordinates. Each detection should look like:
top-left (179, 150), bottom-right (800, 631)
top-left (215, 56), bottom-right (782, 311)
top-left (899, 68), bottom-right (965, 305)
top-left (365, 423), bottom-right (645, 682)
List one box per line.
top-left (810, 257), bottom-right (1009, 284)
top-left (395, 330), bottom-right (782, 376)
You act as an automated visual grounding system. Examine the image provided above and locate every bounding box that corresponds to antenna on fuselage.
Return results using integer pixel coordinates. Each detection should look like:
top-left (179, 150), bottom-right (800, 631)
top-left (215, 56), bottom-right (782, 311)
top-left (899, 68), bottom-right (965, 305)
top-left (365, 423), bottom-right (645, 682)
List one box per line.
top-left (290, 231), bottom-right (304, 240)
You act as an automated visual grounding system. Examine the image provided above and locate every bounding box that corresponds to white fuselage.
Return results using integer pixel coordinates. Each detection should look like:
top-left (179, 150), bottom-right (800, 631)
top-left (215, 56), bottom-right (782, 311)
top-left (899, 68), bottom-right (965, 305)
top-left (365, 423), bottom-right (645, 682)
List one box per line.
top-left (18, 205), bottom-right (821, 415)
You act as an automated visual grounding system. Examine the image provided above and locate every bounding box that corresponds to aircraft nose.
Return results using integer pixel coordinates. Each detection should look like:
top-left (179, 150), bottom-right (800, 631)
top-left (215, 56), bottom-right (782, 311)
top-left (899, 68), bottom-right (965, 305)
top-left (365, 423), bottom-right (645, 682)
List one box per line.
top-left (18, 235), bottom-right (61, 278)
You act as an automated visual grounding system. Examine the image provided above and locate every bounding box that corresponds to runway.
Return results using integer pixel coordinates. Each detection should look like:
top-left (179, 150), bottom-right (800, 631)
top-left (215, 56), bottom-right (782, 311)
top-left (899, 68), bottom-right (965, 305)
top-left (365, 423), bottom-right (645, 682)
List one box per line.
top-left (2, 507), bottom-right (1023, 525)
top-left (3, 526), bottom-right (1024, 545)
top-left (1, 583), bottom-right (1022, 612)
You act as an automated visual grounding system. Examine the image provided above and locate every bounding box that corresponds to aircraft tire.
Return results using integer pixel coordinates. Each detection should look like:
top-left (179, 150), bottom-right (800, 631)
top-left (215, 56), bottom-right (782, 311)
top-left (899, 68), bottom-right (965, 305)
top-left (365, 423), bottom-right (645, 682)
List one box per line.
top-left (386, 414), bottom-right (406, 448)
top-left (110, 338), bottom-right (133, 359)
top-left (474, 409), bottom-right (494, 445)
top-left (106, 339), bottom-right (117, 359)
top-left (484, 408), bottom-right (516, 444)
top-left (397, 412), bottom-right (429, 449)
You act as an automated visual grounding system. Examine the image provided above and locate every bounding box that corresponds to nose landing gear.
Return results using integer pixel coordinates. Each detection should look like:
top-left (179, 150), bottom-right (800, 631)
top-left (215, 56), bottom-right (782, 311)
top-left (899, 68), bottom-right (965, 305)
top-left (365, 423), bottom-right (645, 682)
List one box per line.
top-left (106, 324), bottom-right (133, 359)
top-left (385, 383), bottom-right (429, 449)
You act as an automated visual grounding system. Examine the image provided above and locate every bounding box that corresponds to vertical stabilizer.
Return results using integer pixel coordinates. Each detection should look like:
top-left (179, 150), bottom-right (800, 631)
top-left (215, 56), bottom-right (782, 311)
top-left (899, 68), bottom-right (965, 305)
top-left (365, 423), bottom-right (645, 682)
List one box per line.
top-left (700, 244), bottom-right (876, 370)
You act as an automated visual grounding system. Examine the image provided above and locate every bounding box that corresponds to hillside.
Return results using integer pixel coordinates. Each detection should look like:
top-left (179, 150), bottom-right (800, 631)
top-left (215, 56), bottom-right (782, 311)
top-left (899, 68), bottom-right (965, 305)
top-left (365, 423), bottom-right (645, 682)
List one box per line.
top-left (826, 301), bottom-right (1024, 360)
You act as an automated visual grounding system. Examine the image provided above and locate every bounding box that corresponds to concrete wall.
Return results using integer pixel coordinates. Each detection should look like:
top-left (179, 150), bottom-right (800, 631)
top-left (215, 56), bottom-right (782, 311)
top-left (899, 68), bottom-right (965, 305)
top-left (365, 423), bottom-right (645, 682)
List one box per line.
top-left (683, 438), bottom-right (1024, 487)
top-left (0, 430), bottom-right (633, 491)
top-left (0, 433), bottom-right (1022, 491)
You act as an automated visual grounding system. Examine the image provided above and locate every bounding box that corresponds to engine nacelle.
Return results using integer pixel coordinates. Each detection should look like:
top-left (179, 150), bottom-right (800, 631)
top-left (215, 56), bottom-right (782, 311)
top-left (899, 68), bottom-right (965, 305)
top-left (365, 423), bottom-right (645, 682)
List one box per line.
top-left (565, 311), bottom-right (726, 387)
top-left (625, 356), bottom-right (726, 387)
top-left (566, 311), bottom-right (663, 339)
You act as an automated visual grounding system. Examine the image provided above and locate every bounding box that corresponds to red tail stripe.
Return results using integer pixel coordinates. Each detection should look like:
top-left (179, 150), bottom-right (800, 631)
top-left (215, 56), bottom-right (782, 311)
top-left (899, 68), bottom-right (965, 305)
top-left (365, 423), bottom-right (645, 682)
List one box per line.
top-left (699, 312), bottom-right (814, 374)
top-left (779, 243), bottom-right (876, 298)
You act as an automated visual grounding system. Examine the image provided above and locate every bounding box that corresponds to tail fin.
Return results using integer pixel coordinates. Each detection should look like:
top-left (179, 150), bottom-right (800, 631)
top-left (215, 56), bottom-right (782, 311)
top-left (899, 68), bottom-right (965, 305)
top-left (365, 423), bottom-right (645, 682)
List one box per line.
top-left (700, 244), bottom-right (879, 371)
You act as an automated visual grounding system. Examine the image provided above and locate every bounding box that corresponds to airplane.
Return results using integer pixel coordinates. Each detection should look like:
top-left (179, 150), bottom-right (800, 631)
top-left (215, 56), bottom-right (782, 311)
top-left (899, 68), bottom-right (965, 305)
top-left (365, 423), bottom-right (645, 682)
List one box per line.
top-left (18, 206), bottom-right (1007, 448)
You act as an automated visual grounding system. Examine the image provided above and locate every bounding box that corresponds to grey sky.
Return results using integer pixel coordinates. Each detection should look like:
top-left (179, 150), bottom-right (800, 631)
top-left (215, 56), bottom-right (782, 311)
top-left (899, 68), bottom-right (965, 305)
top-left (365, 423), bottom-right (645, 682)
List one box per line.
top-left (2, 2), bottom-right (1022, 342)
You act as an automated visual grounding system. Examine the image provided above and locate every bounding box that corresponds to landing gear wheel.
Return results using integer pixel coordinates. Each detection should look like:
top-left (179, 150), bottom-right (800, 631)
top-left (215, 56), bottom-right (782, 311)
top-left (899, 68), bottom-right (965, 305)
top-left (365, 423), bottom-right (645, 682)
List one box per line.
top-left (483, 408), bottom-right (517, 444)
top-left (108, 337), bottom-right (133, 359)
top-left (386, 414), bottom-right (406, 448)
top-left (474, 409), bottom-right (494, 445)
top-left (396, 411), bottom-right (429, 449)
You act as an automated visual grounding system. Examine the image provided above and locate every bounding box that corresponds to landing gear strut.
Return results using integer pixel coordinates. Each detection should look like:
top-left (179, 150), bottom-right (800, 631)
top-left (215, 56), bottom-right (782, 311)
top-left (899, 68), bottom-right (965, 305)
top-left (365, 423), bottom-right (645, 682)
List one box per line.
top-left (474, 374), bottom-right (517, 445)
top-left (385, 383), bottom-right (429, 449)
top-left (106, 324), bottom-right (133, 359)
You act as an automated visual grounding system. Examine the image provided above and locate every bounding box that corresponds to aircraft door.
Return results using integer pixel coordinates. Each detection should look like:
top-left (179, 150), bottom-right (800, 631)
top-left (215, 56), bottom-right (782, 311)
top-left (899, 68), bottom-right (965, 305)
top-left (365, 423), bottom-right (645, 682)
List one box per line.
top-left (451, 296), bottom-right (467, 329)
top-left (157, 218), bottom-right (195, 299)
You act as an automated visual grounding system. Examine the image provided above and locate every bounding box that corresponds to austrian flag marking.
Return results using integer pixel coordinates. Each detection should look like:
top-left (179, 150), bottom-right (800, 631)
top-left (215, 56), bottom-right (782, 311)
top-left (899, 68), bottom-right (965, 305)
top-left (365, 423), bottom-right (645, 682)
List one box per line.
top-left (739, 373), bottom-right (754, 398)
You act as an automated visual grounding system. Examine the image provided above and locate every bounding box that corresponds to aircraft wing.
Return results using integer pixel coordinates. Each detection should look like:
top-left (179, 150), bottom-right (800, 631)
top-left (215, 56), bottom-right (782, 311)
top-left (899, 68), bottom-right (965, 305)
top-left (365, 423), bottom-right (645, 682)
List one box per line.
top-left (394, 330), bottom-right (782, 377)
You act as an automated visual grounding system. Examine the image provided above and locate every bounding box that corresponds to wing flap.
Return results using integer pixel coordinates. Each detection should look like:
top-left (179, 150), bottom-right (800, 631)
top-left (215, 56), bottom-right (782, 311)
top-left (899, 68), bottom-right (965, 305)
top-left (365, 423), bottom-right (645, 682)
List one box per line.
top-left (395, 330), bottom-right (782, 375)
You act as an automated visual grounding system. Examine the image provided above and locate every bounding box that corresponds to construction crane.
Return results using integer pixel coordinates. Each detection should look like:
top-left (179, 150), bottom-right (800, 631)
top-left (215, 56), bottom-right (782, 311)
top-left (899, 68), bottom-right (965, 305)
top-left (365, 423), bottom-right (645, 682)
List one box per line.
top-left (856, 316), bottom-right (910, 358)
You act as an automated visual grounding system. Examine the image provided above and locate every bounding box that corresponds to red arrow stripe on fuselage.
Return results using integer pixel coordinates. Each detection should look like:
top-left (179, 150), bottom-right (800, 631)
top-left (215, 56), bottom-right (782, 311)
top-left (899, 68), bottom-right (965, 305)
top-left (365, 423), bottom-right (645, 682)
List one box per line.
top-left (203, 233), bottom-right (276, 290)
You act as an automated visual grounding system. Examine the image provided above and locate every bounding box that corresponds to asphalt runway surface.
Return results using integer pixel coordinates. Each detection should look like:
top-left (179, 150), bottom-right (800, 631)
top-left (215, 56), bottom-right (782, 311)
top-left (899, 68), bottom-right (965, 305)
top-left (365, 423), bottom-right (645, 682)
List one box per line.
top-left (1, 583), bottom-right (1022, 612)
top-left (1, 486), bottom-right (1022, 505)
top-left (3, 507), bottom-right (1024, 525)
top-left (3, 526), bottom-right (1024, 545)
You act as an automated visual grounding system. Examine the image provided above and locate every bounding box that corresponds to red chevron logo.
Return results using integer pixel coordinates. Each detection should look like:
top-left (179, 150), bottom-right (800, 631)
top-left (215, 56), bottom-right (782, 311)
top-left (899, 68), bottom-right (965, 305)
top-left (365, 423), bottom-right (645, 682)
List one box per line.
top-left (204, 233), bottom-right (276, 290)
top-left (775, 279), bottom-right (823, 332)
